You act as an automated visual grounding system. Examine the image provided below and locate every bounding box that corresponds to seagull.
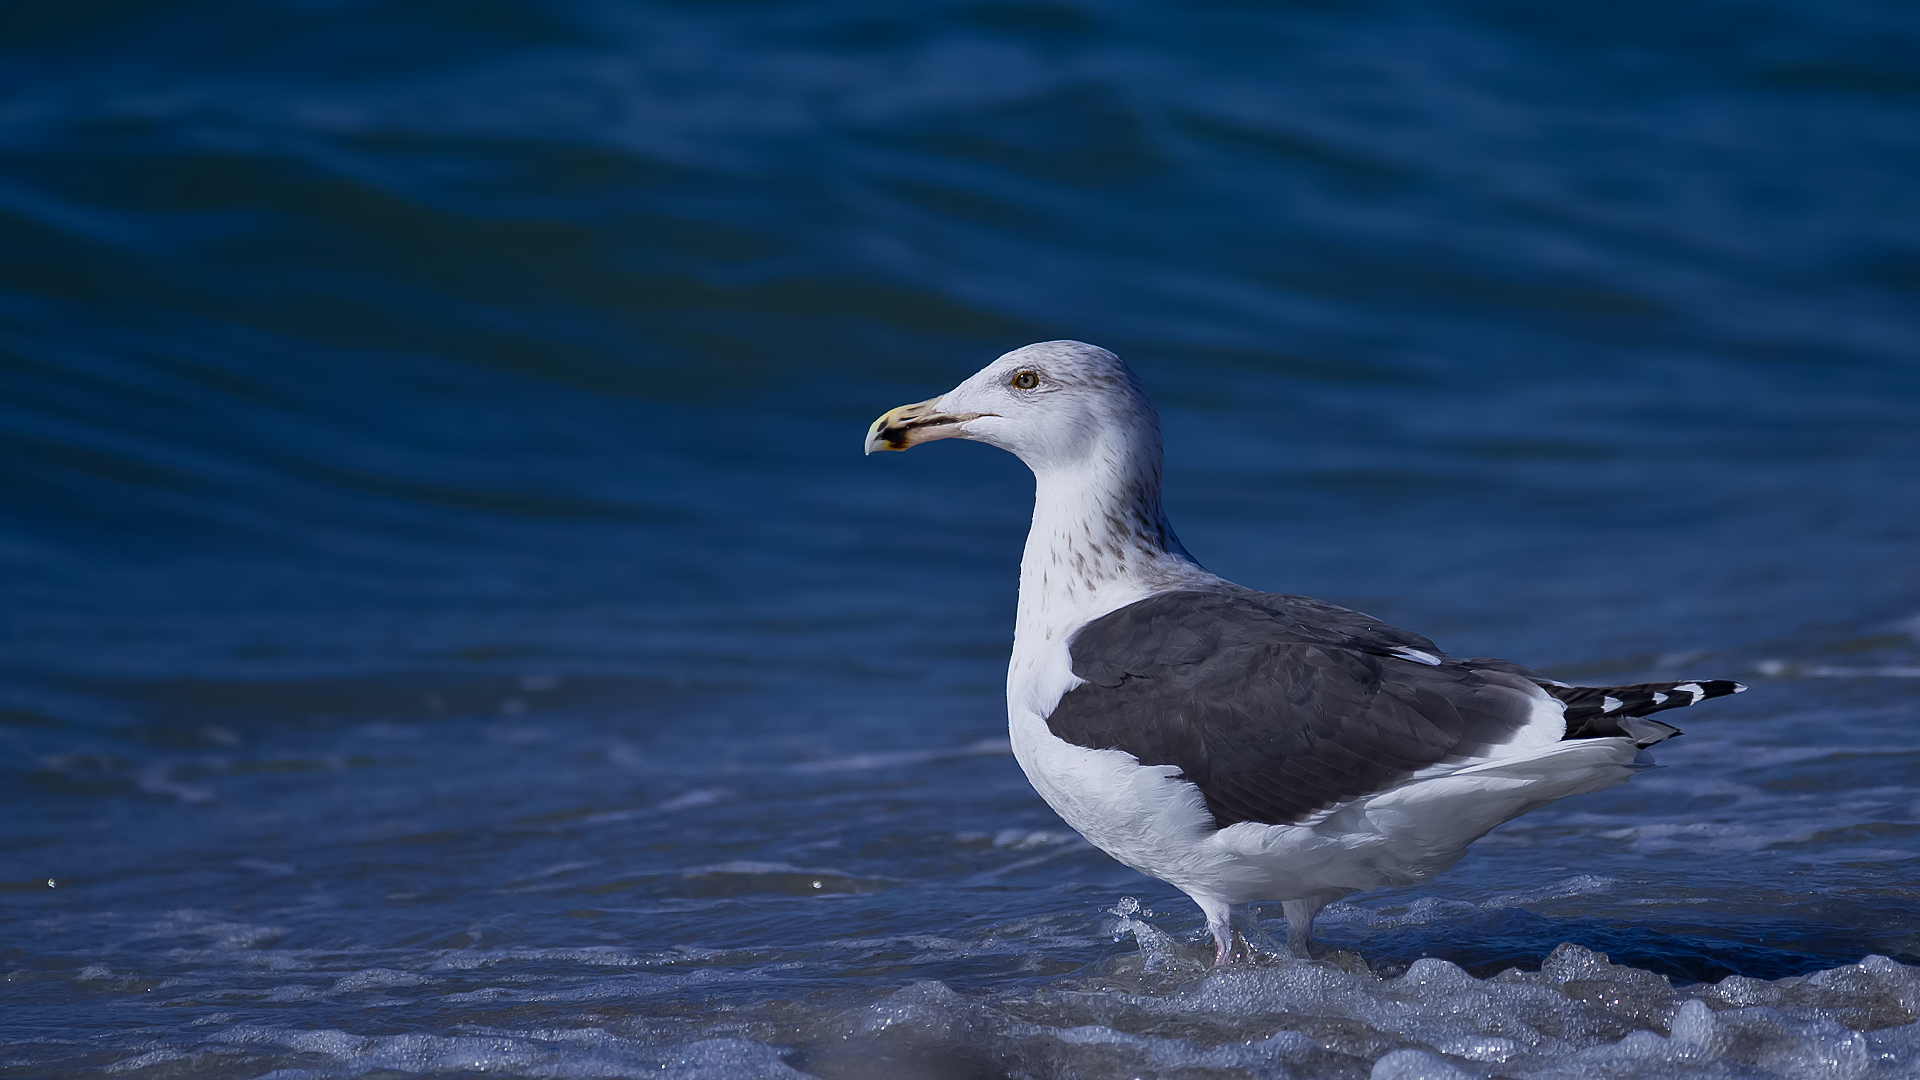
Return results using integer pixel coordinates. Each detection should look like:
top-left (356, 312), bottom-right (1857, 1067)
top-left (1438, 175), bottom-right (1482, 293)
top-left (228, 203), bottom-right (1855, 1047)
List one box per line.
top-left (865, 341), bottom-right (1744, 966)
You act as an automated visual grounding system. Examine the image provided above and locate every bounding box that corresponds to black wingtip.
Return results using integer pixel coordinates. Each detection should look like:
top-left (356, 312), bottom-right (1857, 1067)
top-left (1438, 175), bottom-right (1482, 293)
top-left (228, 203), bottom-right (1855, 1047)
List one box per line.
top-left (1549, 676), bottom-right (1745, 737)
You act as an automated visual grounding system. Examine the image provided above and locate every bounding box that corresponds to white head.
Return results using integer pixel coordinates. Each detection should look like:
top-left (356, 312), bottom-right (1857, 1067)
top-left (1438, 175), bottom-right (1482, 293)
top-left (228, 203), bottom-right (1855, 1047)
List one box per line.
top-left (868, 341), bottom-right (1203, 614)
top-left (866, 342), bottom-right (1198, 578)
top-left (863, 341), bottom-right (1162, 476)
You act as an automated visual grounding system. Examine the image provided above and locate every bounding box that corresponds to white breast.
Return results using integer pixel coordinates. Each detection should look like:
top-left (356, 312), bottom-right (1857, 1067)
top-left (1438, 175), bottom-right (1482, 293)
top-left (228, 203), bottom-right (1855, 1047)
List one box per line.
top-left (1005, 615), bottom-right (1268, 900)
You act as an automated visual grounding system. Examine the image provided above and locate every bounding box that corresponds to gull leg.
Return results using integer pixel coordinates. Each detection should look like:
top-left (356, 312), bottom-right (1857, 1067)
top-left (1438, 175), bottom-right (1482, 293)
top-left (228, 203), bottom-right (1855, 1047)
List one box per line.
top-left (1282, 895), bottom-right (1330, 957)
top-left (1196, 896), bottom-right (1236, 966)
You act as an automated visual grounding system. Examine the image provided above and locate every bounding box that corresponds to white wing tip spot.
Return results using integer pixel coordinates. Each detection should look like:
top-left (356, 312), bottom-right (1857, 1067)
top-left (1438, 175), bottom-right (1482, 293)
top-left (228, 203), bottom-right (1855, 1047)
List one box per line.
top-left (1651, 692), bottom-right (1669, 704)
top-left (1602, 696), bottom-right (1624, 713)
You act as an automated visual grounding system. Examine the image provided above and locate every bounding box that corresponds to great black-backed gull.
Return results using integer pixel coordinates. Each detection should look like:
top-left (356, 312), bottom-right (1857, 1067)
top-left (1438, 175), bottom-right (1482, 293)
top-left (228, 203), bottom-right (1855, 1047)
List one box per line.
top-left (865, 341), bottom-right (1744, 965)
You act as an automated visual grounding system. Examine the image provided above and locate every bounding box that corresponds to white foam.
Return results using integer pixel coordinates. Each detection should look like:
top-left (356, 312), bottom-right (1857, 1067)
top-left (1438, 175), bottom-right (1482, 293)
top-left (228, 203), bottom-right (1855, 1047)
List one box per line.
top-left (72, 926), bottom-right (1920, 1080)
top-left (785, 739), bottom-right (1012, 773)
top-left (1756, 660), bottom-right (1920, 678)
top-left (206, 1026), bottom-right (806, 1079)
top-left (1370, 1048), bottom-right (1485, 1079)
top-left (1062, 923), bottom-right (1920, 1079)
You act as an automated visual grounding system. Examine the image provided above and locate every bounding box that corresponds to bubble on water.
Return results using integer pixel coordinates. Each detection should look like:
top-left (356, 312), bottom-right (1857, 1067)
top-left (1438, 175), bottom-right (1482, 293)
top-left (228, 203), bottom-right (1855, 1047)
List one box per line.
top-left (1370, 1048), bottom-right (1487, 1079)
top-left (992, 827), bottom-right (1068, 848)
top-left (330, 968), bottom-right (431, 994)
top-left (657, 788), bottom-right (723, 812)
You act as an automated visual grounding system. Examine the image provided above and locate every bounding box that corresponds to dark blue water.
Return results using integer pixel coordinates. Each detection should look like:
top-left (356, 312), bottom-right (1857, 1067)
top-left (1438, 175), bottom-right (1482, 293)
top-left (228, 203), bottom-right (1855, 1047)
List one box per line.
top-left (5, 2), bottom-right (1920, 1076)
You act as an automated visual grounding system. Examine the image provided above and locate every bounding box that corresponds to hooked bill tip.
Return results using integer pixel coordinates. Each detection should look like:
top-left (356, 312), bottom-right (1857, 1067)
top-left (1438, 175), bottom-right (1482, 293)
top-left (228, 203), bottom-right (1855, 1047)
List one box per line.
top-left (864, 417), bottom-right (907, 455)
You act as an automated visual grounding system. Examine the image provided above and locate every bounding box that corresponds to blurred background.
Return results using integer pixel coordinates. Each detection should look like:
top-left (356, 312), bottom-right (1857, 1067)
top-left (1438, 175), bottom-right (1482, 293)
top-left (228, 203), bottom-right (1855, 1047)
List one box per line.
top-left (3, 0), bottom-right (1919, 1076)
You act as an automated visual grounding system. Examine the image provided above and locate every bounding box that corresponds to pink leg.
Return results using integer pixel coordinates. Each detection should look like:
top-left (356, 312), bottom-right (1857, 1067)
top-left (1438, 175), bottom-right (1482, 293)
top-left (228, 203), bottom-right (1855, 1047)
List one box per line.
top-left (1283, 896), bottom-right (1329, 957)
top-left (1198, 897), bottom-right (1235, 966)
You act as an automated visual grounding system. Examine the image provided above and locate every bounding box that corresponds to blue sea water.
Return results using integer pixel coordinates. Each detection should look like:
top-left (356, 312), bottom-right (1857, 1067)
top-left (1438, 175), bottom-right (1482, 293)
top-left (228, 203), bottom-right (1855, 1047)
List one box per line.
top-left (4, 1), bottom-right (1920, 1076)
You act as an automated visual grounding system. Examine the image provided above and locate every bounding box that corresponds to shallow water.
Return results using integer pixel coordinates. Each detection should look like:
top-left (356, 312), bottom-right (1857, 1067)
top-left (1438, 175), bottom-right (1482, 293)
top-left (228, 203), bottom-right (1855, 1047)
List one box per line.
top-left (4, 1), bottom-right (1920, 1077)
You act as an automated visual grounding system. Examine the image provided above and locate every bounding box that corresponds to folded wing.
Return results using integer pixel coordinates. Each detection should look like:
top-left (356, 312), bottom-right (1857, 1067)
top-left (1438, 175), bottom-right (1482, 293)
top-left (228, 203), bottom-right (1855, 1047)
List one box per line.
top-left (1047, 590), bottom-right (1564, 828)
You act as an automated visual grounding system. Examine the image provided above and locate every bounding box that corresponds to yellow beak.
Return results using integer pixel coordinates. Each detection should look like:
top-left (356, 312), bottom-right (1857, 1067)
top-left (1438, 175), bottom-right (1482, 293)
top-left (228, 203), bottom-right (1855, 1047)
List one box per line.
top-left (863, 397), bottom-right (988, 455)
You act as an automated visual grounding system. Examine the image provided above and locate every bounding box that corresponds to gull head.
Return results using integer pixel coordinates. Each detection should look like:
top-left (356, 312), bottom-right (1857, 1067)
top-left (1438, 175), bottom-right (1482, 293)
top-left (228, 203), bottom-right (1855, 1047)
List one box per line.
top-left (864, 341), bottom-right (1160, 473)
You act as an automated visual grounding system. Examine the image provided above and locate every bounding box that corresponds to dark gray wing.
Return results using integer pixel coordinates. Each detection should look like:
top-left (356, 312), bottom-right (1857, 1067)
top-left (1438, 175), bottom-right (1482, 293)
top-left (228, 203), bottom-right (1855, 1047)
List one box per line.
top-left (1209, 583), bottom-right (1444, 660)
top-left (1047, 590), bottom-right (1549, 828)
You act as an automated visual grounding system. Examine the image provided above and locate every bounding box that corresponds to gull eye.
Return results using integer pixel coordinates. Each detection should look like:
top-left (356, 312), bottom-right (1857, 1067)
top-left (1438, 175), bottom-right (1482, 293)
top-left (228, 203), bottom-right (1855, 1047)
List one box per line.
top-left (1010, 371), bottom-right (1039, 390)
